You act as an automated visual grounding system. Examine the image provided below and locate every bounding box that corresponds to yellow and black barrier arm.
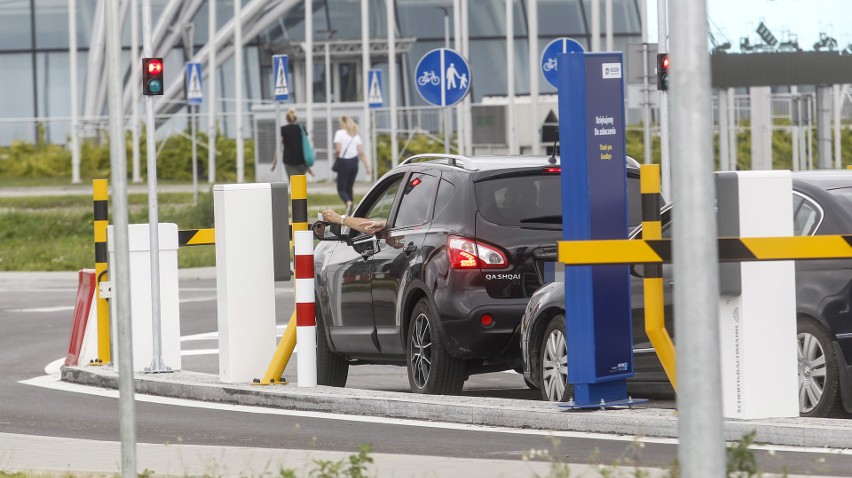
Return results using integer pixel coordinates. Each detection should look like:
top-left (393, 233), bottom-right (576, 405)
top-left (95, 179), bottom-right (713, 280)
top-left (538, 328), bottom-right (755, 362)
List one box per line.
top-left (178, 228), bottom-right (215, 247)
top-left (639, 165), bottom-right (677, 391)
top-left (558, 235), bottom-right (852, 266)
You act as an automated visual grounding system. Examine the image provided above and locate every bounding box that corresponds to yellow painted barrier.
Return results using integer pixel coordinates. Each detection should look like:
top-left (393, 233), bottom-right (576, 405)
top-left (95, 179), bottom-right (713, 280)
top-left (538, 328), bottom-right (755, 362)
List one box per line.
top-left (93, 179), bottom-right (110, 364)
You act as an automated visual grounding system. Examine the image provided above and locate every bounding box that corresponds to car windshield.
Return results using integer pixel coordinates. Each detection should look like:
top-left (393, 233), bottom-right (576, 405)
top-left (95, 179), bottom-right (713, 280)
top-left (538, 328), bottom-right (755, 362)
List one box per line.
top-left (474, 173), bottom-right (642, 229)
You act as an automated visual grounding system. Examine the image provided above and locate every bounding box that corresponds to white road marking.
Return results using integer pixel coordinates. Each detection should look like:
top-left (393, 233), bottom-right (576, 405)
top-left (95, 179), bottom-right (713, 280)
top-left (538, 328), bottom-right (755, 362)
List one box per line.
top-left (181, 349), bottom-right (219, 356)
top-left (5, 306), bottom-right (74, 313)
top-left (18, 372), bottom-right (852, 456)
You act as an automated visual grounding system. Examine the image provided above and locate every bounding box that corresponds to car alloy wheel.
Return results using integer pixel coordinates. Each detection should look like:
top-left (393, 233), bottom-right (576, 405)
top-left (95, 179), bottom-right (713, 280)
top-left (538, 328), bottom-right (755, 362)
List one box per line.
top-left (410, 312), bottom-right (432, 389)
top-left (798, 330), bottom-right (828, 414)
top-left (540, 317), bottom-right (570, 402)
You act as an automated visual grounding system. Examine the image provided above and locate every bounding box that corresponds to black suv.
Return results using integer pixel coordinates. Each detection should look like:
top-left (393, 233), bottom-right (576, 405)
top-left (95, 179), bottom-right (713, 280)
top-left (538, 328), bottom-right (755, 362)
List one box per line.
top-left (313, 154), bottom-right (642, 394)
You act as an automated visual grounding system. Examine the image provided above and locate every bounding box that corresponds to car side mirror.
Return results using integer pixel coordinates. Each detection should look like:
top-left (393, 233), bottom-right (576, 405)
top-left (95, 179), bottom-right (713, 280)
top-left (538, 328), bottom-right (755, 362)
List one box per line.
top-left (312, 221), bottom-right (345, 241)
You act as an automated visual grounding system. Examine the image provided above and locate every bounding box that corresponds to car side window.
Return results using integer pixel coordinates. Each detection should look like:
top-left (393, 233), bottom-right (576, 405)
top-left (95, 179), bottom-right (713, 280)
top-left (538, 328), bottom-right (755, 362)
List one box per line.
top-left (793, 196), bottom-right (821, 236)
top-left (433, 179), bottom-right (455, 221)
top-left (354, 176), bottom-right (404, 237)
top-left (392, 173), bottom-right (439, 229)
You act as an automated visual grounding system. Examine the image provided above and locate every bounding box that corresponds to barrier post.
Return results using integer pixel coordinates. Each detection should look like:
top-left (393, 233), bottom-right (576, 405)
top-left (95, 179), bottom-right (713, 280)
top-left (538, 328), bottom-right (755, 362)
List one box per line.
top-left (640, 164), bottom-right (677, 390)
top-left (295, 229), bottom-right (317, 387)
top-left (258, 175), bottom-right (305, 384)
top-left (93, 179), bottom-right (110, 364)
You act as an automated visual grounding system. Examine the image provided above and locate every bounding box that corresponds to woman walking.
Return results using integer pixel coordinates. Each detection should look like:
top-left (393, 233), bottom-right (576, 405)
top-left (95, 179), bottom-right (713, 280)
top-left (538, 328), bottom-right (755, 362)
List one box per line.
top-left (333, 115), bottom-right (371, 214)
top-left (271, 108), bottom-right (313, 179)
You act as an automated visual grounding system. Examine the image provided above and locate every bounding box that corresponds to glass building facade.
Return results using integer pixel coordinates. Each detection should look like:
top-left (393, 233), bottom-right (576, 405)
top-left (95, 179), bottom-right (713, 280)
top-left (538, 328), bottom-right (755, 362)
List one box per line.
top-left (0, 0), bottom-right (642, 145)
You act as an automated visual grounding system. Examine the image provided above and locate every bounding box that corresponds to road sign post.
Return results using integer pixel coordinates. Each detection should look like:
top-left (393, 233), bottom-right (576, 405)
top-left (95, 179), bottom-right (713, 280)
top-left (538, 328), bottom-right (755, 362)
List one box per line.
top-left (541, 37), bottom-right (585, 89)
top-left (415, 48), bottom-right (471, 155)
top-left (186, 62), bottom-right (203, 206)
top-left (558, 51), bottom-right (632, 407)
top-left (272, 55), bottom-right (290, 181)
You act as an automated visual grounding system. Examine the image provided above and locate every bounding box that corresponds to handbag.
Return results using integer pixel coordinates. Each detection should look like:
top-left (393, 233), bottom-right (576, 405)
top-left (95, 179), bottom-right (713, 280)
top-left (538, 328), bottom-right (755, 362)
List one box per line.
top-left (301, 125), bottom-right (315, 167)
top-left (332, 136), bottom-right (355, 173)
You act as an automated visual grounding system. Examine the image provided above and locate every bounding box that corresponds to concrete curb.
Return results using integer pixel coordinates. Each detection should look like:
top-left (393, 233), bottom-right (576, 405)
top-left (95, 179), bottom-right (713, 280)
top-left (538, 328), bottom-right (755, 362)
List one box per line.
top-left (61, 366), bottom-right (852, 449)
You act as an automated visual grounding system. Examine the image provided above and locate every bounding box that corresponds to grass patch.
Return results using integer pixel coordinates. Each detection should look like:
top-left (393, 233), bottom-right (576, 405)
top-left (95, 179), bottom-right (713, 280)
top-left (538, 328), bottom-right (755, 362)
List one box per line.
top-left (0, 190), bottom-right (362, 271)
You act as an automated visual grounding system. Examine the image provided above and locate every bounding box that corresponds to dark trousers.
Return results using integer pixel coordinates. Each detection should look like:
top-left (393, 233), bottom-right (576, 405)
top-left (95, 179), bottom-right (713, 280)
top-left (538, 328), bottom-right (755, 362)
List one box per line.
top-left (336, 157), bottom-right (359, 203)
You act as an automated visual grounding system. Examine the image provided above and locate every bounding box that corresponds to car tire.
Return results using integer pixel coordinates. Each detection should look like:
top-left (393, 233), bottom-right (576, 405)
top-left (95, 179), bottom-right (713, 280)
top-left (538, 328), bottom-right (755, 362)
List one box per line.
top-left (406, 298), bottom-right (466, 395)
top-left (798, 316), bottom-right (841, 417)
top-left (540, 315), bottom-right (572, 402)
top-left (523, 377), bottom-right (540, 390)
top-left (316, 300), bottom-right (349, 387)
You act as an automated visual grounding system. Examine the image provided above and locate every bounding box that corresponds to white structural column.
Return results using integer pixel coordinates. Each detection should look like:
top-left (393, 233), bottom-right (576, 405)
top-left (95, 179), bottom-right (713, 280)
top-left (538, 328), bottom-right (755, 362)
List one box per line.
top-left (669, 0), bottom-right (726, 476)
top-left (506, 0), bottom-right (516, 154)
top-left (82, 0), bottom-right (105, 123)
top-left (528, 0), bottom-right (539, 155)
top-left (605, 0), bottom-right (613, 51)
top-left (462, 0), bottom-right (471, 155)
top-left (750, 86), bottom-right (772, 170)
top-left (325, 41), bottom-right (333, 174)
top-left (718, 89), bottom-right (729, 171)
top-left (453, 0), bottom-right (461, 155)
top-left (590, 0), bottom-right (600, 52)
top-left (68, 0), bottom-right (81, 184)
top-left (387, 0), bottom-right (398, 167)
top-left (234, 0), bottom-right (245, 183)
top-left (130, 0), bottom-right (141, 183)
top-left (361, 0), bottom-right (371, 179)
top-left (728, 87), bottom-right (736, 169)
top-left (835, 84), bottom-right (842, 169)
top-left (208, 0), bottom-right (217, 184)
top-left (306, 0), bottom-right (313, 141)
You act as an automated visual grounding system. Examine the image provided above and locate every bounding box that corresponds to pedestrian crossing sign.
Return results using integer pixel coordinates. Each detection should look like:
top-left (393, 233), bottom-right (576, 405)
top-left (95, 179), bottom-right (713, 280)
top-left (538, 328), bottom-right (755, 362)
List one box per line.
top-left (367, 69), bottom-right (383, 108)
top-left (273, 54), bottom-right (290, 102)
top-left (185, 62), bottom-right (203, 105)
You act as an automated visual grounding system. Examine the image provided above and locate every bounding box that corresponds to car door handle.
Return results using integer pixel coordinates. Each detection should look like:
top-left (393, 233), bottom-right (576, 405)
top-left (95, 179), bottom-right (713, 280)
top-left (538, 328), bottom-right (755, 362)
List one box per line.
top-left (403, 242), bottom-right (417, 254)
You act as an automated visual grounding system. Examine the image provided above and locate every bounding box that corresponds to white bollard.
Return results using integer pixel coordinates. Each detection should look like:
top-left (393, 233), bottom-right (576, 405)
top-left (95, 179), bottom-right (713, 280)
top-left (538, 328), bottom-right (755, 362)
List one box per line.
top-left (214, 184), bottom-right (277, 383)
top-left (107, 223), bottom-right (182, 372)
top-left (716, 171), bottom-right (799, 419)
top-left (294, 230), bottom-right (317, 387)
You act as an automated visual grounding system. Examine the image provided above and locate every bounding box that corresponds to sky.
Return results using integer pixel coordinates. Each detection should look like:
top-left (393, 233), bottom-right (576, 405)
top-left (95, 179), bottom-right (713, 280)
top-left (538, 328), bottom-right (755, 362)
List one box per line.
top-left (646, 0), bottom-right (852, 52)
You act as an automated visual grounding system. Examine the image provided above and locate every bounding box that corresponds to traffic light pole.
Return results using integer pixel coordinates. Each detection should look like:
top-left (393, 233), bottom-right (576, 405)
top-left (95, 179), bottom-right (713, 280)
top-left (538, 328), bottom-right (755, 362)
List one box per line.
top-left (141, 0), bottom-right (168, 374)
top-left (658, 0), bottom-right (670, 202)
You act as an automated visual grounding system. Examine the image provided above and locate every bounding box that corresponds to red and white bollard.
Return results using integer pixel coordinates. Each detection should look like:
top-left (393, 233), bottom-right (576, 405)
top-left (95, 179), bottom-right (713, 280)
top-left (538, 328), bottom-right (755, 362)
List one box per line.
top-left (294, 229), bottom-right (317, 387)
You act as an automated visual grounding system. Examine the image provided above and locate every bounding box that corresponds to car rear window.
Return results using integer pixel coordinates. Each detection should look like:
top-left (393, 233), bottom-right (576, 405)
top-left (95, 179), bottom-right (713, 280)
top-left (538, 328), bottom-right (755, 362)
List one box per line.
top-left (475, 174), bottom-right (642, 228)
top-left (475, 174), bottom-right (562, 227)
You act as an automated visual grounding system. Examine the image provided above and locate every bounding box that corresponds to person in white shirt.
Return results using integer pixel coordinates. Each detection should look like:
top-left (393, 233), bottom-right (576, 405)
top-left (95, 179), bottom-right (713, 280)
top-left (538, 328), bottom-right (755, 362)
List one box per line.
top-left (333, 116), bottom-right (371, 214)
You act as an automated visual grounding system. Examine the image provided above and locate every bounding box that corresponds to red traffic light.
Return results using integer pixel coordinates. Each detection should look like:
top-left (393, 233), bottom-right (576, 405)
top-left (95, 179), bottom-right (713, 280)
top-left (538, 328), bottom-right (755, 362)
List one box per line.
top-left (146, 59), bottom-right (163, 75)
top-left (656, 53), bottom-right (670, 91)
top-left (142, 57), bottom-right (164, 96)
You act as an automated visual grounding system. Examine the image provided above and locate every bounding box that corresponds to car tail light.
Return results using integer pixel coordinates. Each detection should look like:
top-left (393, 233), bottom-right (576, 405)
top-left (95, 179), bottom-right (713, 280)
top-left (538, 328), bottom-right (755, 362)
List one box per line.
top-left (447, 235), bottom-right (508, 269)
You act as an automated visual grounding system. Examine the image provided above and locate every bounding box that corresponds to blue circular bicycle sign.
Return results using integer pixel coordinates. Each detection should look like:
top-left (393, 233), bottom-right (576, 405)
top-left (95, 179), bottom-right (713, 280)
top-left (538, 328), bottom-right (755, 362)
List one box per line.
top-left (415, 48), bottom-right (471, 107)
top-left (541, 37), bottom-right (585, 89)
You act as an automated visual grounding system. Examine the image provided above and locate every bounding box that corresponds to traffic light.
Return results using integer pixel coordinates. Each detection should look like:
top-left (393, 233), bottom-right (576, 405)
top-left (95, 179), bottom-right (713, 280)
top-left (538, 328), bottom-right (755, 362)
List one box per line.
top-left (142, 58), bottom-right (164, 96)
top-left (656, 53), bottom-right (670, 91)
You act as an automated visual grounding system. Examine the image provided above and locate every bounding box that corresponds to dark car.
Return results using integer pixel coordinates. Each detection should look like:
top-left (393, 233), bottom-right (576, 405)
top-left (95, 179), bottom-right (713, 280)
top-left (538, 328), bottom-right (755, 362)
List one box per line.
top-left (521, 170), bottom-right (852, 417)
top-left (312, 154), bottom-right (642, 394)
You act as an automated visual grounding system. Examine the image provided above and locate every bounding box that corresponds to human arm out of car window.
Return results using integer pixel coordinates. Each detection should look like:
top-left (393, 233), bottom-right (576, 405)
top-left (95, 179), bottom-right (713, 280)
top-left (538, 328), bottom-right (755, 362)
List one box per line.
top-left (322, 209), bottom-right (386, 235)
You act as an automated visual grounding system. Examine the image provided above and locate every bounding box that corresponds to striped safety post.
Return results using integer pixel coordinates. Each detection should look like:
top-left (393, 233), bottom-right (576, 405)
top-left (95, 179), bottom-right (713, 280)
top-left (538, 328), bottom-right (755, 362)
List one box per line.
top-left (294, 228), bottom-right (317, 387)
top-left (92, 179), bottom-right (110, 364)
top-left (640, 164), bottom-right (676, 391)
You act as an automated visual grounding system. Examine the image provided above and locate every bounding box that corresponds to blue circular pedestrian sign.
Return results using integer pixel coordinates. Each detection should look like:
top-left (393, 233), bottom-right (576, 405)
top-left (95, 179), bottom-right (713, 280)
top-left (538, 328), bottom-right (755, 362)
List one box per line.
top-left (415, 48), bottom-right (471, 107)
top-left (540, 37), bottom-right (585, 89)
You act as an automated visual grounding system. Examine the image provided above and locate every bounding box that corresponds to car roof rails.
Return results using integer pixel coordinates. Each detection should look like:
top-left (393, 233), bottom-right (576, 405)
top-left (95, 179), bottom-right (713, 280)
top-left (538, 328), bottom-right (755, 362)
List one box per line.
top-left (401, 154), bottom-right (473, 169)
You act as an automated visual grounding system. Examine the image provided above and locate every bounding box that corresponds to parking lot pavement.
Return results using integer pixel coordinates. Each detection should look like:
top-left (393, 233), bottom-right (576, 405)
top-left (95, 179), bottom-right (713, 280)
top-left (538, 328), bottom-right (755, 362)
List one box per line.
top-left (61, 364), bottom-right (852, 449)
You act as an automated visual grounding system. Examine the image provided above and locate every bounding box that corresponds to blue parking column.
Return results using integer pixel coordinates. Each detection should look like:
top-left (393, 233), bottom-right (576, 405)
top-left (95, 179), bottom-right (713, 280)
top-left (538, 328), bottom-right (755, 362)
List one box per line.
top-left (558, 52), bottom-right (633, 406)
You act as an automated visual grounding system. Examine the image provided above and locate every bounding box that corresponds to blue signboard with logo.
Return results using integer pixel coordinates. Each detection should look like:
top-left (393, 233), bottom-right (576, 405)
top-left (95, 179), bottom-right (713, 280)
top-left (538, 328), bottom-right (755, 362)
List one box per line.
top-left (558, 52), bottom-right (632, 406)
top-left (414, 48), bottom-right (471, 107)
top-left (541, 38), bottom-right (585, 89)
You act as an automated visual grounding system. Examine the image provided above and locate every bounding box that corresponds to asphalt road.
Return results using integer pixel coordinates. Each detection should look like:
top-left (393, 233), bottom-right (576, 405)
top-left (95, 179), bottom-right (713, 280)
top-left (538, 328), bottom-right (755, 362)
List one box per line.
top-left (2, 272), bottom-right (851, 476)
